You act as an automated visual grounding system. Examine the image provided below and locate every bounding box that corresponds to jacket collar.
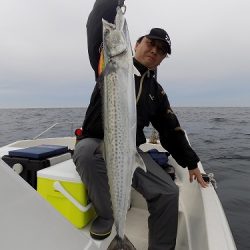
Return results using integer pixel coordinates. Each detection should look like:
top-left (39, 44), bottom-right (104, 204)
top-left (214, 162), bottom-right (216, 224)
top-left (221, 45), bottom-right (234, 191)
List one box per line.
top-left (133, 58), bottom-right (155, 77)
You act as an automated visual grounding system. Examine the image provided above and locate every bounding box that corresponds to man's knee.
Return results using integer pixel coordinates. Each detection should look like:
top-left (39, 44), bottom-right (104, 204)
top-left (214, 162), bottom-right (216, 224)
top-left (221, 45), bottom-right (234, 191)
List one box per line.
top-left (73, 145), bottom-right (89, 173)
top-left (156, 184), bottom-right (179, 211)
top-left (161, 186), bottom-right (179, 217)
top-left (73, 138), bottom-right (102, 181)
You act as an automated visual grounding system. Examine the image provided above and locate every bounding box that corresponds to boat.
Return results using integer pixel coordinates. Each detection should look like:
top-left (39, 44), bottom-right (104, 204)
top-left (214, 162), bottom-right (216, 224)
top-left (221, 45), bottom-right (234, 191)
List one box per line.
top-left (0, 124), bottom-right (236, 250)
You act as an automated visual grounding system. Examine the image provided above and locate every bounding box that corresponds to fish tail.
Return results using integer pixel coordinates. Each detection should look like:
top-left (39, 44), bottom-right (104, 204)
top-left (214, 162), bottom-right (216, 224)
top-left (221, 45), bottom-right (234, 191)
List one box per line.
top-left (107, 234), bottom-right (136, 250)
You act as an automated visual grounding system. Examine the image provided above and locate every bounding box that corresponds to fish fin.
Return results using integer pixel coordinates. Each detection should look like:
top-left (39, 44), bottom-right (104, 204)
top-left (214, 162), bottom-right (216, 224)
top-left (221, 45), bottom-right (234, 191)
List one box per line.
top-left (107, 234), bottom-right (136, 250)
top-left (102, 18), bottom-right (116, 30)
top-left (135, 152), bottom-right (147, 172)
top-left (97, 62), bottom-right (115, 91)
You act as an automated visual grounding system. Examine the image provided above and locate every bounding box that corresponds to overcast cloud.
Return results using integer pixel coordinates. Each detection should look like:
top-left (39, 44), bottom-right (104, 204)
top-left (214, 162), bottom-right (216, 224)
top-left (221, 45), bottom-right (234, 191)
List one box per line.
top-left (0, 0), bottom-right (249, 108)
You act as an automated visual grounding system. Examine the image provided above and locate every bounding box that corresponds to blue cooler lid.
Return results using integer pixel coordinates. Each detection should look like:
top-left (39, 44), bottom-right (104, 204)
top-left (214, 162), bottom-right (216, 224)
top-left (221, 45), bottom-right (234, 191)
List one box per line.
top-left (8, 145), bottom-right (68, 160)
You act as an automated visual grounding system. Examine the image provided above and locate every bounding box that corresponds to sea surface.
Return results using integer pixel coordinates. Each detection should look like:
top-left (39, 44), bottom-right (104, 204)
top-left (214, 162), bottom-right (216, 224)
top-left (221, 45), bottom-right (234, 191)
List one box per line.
top-left (0, 107), bottom-right (250, 249)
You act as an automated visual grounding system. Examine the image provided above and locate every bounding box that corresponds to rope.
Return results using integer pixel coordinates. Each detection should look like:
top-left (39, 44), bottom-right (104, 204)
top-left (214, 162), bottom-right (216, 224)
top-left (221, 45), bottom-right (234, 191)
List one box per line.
top-left (136, 71), bottom-right (148, 104)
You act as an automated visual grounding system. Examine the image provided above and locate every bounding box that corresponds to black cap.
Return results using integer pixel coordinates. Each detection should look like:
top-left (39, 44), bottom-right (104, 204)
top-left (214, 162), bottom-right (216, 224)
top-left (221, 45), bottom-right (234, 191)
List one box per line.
top-left (146, 28), bottom-right (171, 55)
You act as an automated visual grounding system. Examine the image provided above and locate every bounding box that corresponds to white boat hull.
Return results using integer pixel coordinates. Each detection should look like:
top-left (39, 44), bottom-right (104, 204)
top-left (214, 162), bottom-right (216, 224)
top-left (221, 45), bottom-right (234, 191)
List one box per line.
top-left (0, 137), bottom-right (236, 250)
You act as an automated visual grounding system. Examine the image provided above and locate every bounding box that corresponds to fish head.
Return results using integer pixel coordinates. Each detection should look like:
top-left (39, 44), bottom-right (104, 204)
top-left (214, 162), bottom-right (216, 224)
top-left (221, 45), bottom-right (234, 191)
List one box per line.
top-left (102, 8), bottom-right (127, 59)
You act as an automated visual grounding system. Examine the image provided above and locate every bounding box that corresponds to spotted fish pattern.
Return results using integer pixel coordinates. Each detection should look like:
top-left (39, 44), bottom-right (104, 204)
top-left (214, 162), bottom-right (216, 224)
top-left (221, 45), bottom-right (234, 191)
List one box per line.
top-left (102, 6), bottom-right (146, 249)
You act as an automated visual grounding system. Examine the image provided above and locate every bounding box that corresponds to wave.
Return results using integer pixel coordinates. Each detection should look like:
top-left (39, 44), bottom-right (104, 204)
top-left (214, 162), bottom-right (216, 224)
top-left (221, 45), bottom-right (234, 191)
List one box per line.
top-left (212, 155), bottom-right (250, 161)
top-left (211, 117), bottom-right (228, 122)
top-left (202, 139), bottom-right (214, 144)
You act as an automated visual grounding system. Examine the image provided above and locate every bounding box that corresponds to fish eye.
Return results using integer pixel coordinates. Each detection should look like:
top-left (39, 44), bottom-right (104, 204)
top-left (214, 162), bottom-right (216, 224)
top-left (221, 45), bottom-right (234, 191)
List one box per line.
top-left (105, 29), bottom-right (110, 35)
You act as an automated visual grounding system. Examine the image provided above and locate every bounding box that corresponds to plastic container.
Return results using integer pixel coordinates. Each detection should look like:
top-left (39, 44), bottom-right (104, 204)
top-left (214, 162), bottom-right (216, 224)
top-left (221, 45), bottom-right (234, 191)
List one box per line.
top-left (37, 159), bottom-right (95, 228)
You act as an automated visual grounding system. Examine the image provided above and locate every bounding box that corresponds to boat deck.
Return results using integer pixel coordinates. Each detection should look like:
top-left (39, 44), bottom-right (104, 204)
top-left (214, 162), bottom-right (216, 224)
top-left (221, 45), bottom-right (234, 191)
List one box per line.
top-left (79, 207), bottom-right (149, 250)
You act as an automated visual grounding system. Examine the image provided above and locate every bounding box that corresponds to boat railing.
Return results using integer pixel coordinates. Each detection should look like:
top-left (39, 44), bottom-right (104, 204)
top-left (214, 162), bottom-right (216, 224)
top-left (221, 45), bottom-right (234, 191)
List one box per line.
top-left (33, 122), bottom-right (80, 140)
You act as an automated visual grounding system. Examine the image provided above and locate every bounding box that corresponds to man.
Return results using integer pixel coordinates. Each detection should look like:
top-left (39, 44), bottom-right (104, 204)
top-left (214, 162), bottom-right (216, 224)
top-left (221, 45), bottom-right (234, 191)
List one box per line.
top-left (73, 0), bottom-right (207, 249)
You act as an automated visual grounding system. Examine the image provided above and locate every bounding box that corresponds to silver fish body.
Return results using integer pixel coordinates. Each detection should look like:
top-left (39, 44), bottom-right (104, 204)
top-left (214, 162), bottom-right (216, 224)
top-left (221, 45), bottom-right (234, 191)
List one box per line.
top-left (102, 6), bottom-right (145, 248)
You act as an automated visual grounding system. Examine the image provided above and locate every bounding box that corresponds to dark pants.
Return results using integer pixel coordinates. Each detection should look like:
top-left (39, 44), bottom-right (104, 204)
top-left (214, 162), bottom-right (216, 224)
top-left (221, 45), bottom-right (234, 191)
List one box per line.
top-left (73, 138), bottom-right (179, 250)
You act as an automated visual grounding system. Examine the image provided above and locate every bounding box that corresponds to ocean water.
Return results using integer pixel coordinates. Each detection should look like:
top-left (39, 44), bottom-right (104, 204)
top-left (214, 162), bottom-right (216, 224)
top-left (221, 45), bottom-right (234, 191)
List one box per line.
top-left (0, 107), bottom-right (249, 249)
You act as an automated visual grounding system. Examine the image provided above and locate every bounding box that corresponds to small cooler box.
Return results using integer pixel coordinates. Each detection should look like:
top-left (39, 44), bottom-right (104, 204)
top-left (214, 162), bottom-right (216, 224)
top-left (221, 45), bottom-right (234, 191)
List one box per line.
top-left (2, 144), bottom-right (71, 189)
top-left (37, 159), bottom-right (95, 229)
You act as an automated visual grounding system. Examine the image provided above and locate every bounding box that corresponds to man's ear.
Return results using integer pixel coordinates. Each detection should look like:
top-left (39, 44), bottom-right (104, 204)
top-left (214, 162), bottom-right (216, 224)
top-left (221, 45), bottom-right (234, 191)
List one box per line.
top-left (135, 41), bottom-right (142, 53)
top-left (134, 42), bottom-right (139, 51)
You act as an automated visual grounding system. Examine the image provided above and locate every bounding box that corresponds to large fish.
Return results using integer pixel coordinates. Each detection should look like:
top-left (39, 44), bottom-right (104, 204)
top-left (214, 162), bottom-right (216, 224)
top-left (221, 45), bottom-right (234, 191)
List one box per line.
top-left (102, 4), bottom-right (146, 250)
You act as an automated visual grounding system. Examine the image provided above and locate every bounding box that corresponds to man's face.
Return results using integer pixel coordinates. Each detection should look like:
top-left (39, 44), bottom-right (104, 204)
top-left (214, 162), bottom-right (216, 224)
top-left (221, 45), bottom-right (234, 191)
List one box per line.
top-left (134, 37), bottom-right (167, 70)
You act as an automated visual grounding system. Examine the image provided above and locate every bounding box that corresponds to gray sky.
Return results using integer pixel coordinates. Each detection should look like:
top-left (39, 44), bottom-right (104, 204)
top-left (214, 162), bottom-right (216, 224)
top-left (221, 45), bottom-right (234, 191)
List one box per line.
top-left (1, 0), bottom-right (249, 108)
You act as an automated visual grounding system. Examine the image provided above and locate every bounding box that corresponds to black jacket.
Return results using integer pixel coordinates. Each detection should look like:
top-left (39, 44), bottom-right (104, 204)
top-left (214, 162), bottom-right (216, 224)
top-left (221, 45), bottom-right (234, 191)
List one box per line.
top-left (81, 0), bottom-right (200, 170)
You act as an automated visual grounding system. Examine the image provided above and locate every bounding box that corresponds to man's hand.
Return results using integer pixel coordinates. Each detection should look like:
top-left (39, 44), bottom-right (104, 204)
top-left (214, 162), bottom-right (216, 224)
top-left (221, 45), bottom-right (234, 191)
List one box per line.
top-left (189, 167), bottom-right (208, 188)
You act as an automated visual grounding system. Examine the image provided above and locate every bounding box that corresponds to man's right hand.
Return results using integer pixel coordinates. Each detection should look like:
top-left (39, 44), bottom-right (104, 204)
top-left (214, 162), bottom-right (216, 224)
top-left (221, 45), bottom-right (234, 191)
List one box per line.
top-left (188, 167), bottom-right (208, 188)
